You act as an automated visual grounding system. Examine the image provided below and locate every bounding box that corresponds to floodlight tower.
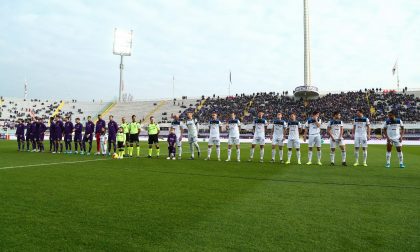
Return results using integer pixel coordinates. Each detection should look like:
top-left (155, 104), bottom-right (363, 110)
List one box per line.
top-left (294, 0), bottom-right (319, 99)
top-left (113, 28), bottom-right (133, 103)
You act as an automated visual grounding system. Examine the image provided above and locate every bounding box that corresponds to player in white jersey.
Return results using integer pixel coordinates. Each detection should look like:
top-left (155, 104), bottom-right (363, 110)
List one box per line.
top-left (286, 112), bottom-right (302, 164)
top-left (383, 111), bottom-right (405, 168)
top-left (205, 112), bottom-right (222, 161)
top-left (327, 111), bottom-right (347, 166)
top-left (226, 112), bottom-right (241, 162)
top-left (248, 112), bottom-right (267, 162)
top-left (185, 112), bottom-right (201, 159)
top-left (171, 114), bottom-right (184, 159)
top-left (270, 112), bottom-right (287, 163)
top-left (352, 109), bottom-right (370, 166)
top-left (303, 111), bottom-right (322, 165)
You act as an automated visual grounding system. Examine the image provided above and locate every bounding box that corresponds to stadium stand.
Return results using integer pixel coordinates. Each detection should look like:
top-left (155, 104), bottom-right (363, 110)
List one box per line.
top-left (107, 98), bottom-right (199, 124)
top-left (190, 89), bottom-right (420, 123)
top-left (0, 98), bottom-right (106, 129)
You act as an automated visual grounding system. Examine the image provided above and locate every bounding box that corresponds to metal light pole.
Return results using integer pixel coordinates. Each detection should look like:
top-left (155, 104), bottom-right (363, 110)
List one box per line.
top-left (113, 28), bottom-right (133, 103)
top-left (294, 0), bottom-right (319, 99)
top-left (119, 55), bottom-right (124, 102)
top-left (172, 75), bottom-right (175, 101)
top-left (303, 0), bottom-right (311, 86)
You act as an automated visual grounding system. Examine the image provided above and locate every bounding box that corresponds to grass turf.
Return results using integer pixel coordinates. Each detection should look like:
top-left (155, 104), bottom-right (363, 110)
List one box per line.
top-left (0, 140), bottom-right (419, 251)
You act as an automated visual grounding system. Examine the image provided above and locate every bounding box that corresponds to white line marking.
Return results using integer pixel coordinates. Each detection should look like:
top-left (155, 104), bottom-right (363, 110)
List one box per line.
top-left (0, 159), bottom-right (108, 171)
top-left (0, 146), bottom-right (229, 171)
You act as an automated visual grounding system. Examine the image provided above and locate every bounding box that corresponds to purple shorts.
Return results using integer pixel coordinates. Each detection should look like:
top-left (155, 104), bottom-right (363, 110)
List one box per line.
top-left (26, 134), bottom-right (34, 141)
top-left (38, 134), bottom-right (45, 141)
top-left (83, 134), bottom-right (93, 142)
top-left (64, 134), bottom-right (72, 142)
top-left (108, 134), bottom-right (116, 142)
top-left (74, 134), bottom-right (82, 142)
top-left (17, 134), bottom-right (25, 141)
top-left (55, 134), bottom-right (63, 141)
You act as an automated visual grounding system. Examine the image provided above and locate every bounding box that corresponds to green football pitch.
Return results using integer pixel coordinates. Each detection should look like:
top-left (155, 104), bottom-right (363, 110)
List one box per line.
top-left (0, 140), bottom-right (419, 251)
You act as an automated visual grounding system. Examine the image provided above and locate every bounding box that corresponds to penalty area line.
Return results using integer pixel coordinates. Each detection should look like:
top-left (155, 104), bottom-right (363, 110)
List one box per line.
top-left (0, 159), bottom-right (109, 171)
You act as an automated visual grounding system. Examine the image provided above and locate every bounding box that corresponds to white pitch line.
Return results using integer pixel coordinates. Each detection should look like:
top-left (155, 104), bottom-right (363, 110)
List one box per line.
top-left (0, 146), bottom-right (230, 171)
top-left (0, 159), bottom-right (108, 171)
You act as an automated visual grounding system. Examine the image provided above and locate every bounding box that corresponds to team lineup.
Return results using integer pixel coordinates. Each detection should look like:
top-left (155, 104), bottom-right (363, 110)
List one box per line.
top-left (14, 109), bottom-right (405, 168)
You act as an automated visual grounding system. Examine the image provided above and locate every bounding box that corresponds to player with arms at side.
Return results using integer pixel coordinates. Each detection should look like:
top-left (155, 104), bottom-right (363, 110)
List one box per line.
top-left (147, 116), bottom-right (160, 158)
top-left (185, 111), bottom-right (201, 160)
top-left (73, 118), bottom-right (83, 154)
top-left (32, 118), bottom-right (40, 152)
top-left (205, 112), bottom-right (222, 161)
top-left (49, 117), bottom-right (56, 153)
top-left (25, 119), bottom-right (32, 152)
top-left (95, 114), bottom-right (106, 155)
top-left (352, 109), bottom-right (370, 166)
top-left (304, 111), bottom-right (322, 165)
top-left (170, 115), bottom-right (184, 159)
top-left (286, 112), bottom-right (302, 165)
top-left (249, 111), bottom-right (268, 163)
top-left (82, 116), bottom-right (95, 155)
top-left (383, 111), bottom-right (405, 168)
top-left (108, 115), bottom-right (118, 155)
top-left (327, 111), bottom-right (347, 166)
top-left (270, 112), bottom-right (287, 163)
top-left (36, 117), bottom-right (47, 152)
top-left (15, 119), bottom-right (25, 151)
top-left (226, 112), bottom-right (241, 162)
top-left (64, 116), bottom-right (74, 154)
top-left (30, 118), bottom-right (37, 151)
top-left (55, 116), bottom-right (64, 154)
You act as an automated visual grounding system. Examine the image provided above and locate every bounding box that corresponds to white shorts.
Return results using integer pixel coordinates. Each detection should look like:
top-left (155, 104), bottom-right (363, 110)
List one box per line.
top-left (227, 137), bottom-right (240, 145)
top-left (188, 135), bottom-right (198, 144)
top-left (308, 135), bottom-right (321, 148)
top-left (208, 137), bottom-right (220, 146)
top-left (252, 136), bottom-right (265, 145)
top-left (388, 138), bottom-right (402, 147)
top-left (330, 138), bottom-right (345, 149)
top-left (176, 137), bottom-right (182, 147)
top-left (272, 136), bottom-right (284, 146)
top-left (287, 139), bottom-right (300, 149)
top-left (354, 136), bottom-right (368, 148)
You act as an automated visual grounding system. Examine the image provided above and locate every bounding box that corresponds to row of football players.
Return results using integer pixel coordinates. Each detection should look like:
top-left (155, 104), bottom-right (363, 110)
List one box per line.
top-left (174, 110), bottom-right (405, 168)
top-left (14, 109), bottom-right (405, 167)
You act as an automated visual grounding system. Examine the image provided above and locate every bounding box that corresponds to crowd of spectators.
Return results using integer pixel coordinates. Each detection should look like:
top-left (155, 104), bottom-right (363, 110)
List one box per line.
top-left (187, 89), bottom-right (420, 123)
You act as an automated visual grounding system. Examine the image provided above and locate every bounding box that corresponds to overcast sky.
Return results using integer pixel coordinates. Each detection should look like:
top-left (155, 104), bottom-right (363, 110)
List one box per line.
top-left (0, 0), bottom-right (419, 101)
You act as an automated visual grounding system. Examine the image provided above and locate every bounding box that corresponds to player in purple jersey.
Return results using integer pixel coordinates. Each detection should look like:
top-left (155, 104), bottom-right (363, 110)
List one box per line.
top-left (74, 118), bottom-right (83, 154)
top-left (33, 117), bottom-right (41, 152)
top-left (30, 119), bottom-right (37, 151)
top-left (167, 128), bottom-right (177, 160)
top-left (54, 116), bottom-right (64, 153)
top-left (49, 117), bottom-right (56, 152)
top-left (25, 119), bottom-right (32, 151)
top-left (95, 114), bottom-right (106, 155)
top-left (64, 116), bottom-right (74, 154)
top-left (107, 115), bottom-right (118, 155)
top-left (37, 118), bottom-right (47, 152)
top-left (15, 118), bottom-right (26, 151)
top-left (82, 116), bottom-right (95, 155)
